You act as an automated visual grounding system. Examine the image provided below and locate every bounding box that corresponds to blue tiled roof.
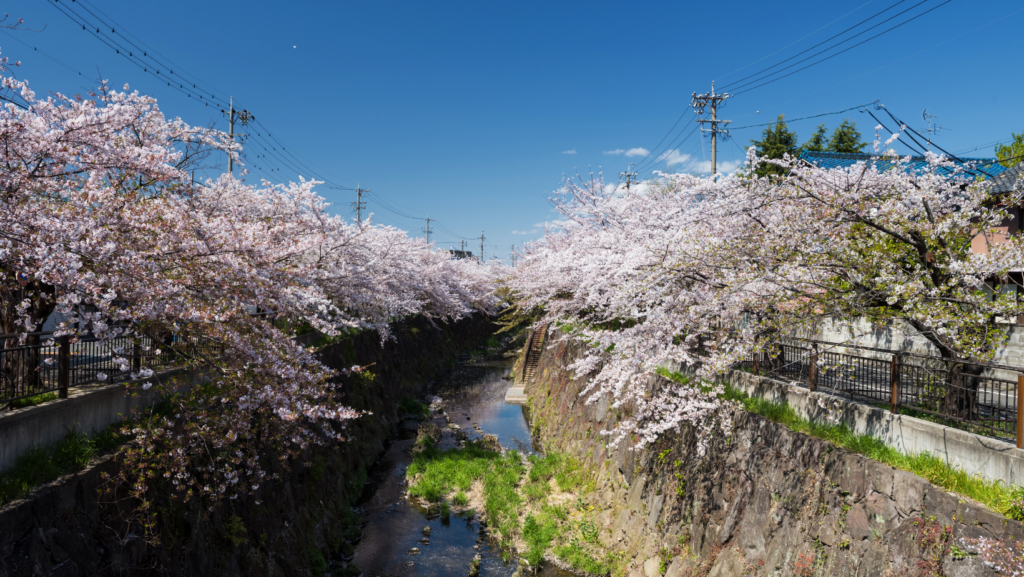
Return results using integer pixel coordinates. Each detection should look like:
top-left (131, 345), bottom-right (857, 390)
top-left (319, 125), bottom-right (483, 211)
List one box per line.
top-left (798, 151), bottom-right (1009, 182)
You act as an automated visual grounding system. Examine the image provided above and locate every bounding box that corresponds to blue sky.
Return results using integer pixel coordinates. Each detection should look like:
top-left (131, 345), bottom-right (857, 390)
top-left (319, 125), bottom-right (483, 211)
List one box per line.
top-left (3, 0), bottom-right (1023, 258)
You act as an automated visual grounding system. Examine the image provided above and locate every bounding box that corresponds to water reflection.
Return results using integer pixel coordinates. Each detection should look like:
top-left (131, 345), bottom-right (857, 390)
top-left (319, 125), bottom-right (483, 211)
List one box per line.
top-left (352, 358), bottom-right (573, 577)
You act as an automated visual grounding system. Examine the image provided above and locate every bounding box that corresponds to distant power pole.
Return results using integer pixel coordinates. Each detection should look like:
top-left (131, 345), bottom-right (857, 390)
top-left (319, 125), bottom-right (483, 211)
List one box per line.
top-left (353, 183), bottom-right (369, 222)
top-left (460, 238), bottom-right (467, 254)
top-left (223, 96), bottom-right (253, 175)
top-left (620, 163), bottom-right (638, 191)
top-left (422, 215), bottom-right (435, 244)
top-left (510, 245), bottom-right (517, 266)
top-left (692, 81), bottom-right (731, 175)
top-left (478, 232), bottom-right (486, 262)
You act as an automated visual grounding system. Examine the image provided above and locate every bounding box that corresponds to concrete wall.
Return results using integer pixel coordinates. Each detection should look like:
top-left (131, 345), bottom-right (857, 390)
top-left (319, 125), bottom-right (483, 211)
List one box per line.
top-left (0, 368), bottom-right (205, 471)
top-left (808, 317), bottom-right (1024, 380)
top-left (670, 361), bottom-right (1024, 486)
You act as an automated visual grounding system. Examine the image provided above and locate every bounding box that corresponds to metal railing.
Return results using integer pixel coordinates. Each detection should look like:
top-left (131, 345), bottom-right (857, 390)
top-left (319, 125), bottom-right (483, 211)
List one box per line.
top-left (0, 331), bottom-right (182, 408)
top-left (735, 337), bottom-right (1024, 448)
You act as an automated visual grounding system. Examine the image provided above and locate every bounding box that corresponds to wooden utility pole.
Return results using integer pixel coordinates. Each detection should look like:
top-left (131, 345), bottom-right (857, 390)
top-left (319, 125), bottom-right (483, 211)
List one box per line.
top-left (692, 81), bottom-right (732, 175)
top-left (479, 232), bottom-right (486, 262)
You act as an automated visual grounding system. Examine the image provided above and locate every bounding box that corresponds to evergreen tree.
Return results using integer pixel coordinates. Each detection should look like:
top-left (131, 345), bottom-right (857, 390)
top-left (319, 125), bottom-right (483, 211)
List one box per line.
top-left (802, 123), bottom-right (829, 153)
top-left (995, 131), bottom-right (1024, 168)
top-left (827, 119), bottom-right (869, 153)
top-left (751, 115), bottom-right (799, 177)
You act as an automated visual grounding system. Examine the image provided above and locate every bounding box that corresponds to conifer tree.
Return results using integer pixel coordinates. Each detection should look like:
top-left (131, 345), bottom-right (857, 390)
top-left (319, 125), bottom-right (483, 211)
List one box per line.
top-left (750, 115), bottom-right (799, 177)
top-left (802, 123), bottom-right (829, 153)
top-left (827, 119), bottom-right (869, 153)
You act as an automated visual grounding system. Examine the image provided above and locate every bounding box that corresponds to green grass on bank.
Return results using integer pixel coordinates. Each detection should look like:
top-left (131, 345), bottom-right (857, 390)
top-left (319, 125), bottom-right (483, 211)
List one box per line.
top-left (656, 368), bottom-right (1024, 521)
top-left (0, 425), bottom-right (127, 508)
top-left (10, 392), bottom-right (59, 409)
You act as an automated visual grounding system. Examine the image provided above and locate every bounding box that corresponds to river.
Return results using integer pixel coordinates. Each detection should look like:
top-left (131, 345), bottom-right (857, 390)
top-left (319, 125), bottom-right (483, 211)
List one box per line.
top-left (352, 355), bottom-right (575, 577)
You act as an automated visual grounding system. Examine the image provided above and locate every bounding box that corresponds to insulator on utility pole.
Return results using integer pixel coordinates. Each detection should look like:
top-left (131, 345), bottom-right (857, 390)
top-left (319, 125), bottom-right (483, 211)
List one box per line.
top-left (353, 183), bottom-right (369, 222)
top-left (620, 162), bottom-right (638, 191)
top-left (422, 215), bottom-right (435, 244)
top-left (692, 81), bottom-right (732, 176)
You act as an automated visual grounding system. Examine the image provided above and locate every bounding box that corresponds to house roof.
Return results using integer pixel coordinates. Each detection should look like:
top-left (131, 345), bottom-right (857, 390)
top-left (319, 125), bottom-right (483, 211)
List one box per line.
top-left (798, 151), bottom-right (1011, 183)
top-left (988, 162), bottom-right (1024, 195)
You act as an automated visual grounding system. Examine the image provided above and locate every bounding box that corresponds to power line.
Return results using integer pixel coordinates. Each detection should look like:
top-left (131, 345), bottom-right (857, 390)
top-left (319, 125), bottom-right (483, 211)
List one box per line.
top-left (720, 0), bottom-right (914, 91)
top-left (729, 101), bottom-right (878, 130)
top-left (716, 0), bottom-right (881, 82)
top-left (732, 0), bottom-right (952, 95)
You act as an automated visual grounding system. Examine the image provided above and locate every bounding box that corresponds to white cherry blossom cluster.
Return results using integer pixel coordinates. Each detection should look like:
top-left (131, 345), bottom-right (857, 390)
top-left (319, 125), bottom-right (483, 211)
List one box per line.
top-left (0, 53), bottom-right (504, 511)
top-left (508, 142), bottom-right (1024, 452)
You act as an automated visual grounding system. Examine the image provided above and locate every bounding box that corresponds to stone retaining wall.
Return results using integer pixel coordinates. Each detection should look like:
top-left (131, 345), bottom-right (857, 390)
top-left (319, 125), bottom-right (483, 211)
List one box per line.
top-left (0, 315), bottom-right (495, 577)
top-left (525, 334), bottom-right (1024, 577)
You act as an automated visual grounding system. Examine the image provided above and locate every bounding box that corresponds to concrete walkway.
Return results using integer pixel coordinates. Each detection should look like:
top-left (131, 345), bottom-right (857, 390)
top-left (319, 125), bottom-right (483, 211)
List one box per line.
top-left (504, 386), bottom-right (526, 405)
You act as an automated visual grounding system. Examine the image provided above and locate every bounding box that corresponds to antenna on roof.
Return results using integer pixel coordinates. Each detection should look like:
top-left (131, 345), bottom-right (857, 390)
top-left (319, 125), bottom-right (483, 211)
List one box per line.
top-left (921, 109), bottom-right (948, 151)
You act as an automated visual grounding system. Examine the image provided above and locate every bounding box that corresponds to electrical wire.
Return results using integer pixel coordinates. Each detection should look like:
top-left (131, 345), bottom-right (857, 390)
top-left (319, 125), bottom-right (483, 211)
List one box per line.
top-left (721, 0), bottom-right (912, 90)
top-left (733, 0), bottom-right (952, 95)
top-left (730, 101), bottom-right (878, 130)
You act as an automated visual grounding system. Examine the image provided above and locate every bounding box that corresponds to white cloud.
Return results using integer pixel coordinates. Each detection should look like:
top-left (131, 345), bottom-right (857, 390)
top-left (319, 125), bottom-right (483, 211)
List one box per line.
top-left (604, 147), bottom-right (650, 157)
top-left (511, 229), bottom-right (539, 235)
top-left (562, 149), bottom-right (577, 154)
top-left (533, 219), bottom-right (571, 230)
top-left (656, 149), bottom-right (692, 166)
top-left (652, 149), bottom-right (742, 175)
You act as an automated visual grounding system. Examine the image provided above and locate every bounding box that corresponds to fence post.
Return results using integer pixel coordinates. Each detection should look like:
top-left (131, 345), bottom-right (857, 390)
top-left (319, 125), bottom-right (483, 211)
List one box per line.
top-left (890, 354), bottom-right (901, 414)
top-left (809, 345), bottom-right (817, 392)
top-left (132, 338), bottom-right (141, 373)
top-left (752, 352), bottom-right (759, 376)
top-left (57, 336), bottom-right (70, 399)
top-left (1017, 375), bottom-right (1023, 449)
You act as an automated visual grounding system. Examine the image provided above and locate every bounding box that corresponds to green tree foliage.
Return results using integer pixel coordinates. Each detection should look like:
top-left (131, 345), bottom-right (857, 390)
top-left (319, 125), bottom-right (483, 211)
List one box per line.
top-left (995, 131), bottom-right (1024, 168)
top-left (802, 124), bottom-right (829, 153)
top-left (827, 119), bottom-right (869, 153)
top-left (751, 115), bottom-right (799, 177)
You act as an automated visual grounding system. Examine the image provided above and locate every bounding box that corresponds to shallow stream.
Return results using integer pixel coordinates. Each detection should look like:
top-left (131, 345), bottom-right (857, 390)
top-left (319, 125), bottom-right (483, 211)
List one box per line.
top-left (352, 356), bottom-right (574, 577)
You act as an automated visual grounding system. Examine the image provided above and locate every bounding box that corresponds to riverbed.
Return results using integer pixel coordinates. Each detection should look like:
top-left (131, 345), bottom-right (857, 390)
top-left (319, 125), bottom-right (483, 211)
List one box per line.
top-left (352, 355), bottom-right (574, 577)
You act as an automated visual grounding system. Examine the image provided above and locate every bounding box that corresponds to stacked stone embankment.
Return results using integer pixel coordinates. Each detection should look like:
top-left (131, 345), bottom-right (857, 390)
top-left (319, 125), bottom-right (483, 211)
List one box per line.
top-left (525, 333), bottom-right (1024, 577)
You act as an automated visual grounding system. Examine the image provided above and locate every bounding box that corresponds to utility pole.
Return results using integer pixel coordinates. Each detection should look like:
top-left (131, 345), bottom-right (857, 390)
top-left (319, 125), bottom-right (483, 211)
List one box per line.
top-left (460, 238), bottom-right (467, 255)
top-left (422, 215), bottom-right (435, 244)
top-left (478, 232), bottom-right (486, 262)
top-left (353, 183), bottom-right (369, 221)
top-left (223, 96), bottom-right (253, 176)
top-left (510, 245), bottom-right (517, 266)
top-left (620, 163), bottom-right (638, 191)
top-left (692, 81), bottom-right (731, 175)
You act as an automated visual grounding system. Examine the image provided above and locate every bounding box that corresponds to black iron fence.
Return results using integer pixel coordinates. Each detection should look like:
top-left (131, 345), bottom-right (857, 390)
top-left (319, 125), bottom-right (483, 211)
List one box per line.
top-left (735, 337), bottom-right (1024, 448)
top-left (0, 312), bottom-right (285, 409)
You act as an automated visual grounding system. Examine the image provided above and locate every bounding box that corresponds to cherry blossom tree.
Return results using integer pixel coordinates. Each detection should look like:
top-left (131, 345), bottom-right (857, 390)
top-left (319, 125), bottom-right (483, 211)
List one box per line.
top-left (509, 134), bottom-right (1024, 451)
top-left (0, 52), bottom-right (502, 519)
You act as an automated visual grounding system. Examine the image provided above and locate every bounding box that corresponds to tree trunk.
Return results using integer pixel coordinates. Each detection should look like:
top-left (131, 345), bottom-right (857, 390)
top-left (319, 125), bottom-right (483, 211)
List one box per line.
top-left (941, 359), bottom-right (982, 422)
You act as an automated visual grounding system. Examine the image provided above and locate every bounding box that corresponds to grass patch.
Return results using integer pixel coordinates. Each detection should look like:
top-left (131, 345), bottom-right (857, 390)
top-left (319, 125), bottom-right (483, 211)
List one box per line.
top-left (0, 427), bottom-right (107, 507)
top-left (407, 444), bottom-right (501, 502)
top-left (657, 368), bottom-right (1024, 521)
top-left (453, 491), bottom-right (469, 506)
top-left (399, 397), bottom-right (430, 419)
top-left (553, 543), bottom-right (611, 575)
top-left (10, 392), bottom-right (58, 409)
top-left (523, 513), bottom-right (560, 566)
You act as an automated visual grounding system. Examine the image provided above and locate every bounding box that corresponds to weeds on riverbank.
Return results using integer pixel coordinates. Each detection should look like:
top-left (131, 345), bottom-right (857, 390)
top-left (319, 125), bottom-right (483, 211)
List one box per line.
top-left (656, 368), bottom-right (1024, 521)
top-left (0, 425), bottom-right (126, 507)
